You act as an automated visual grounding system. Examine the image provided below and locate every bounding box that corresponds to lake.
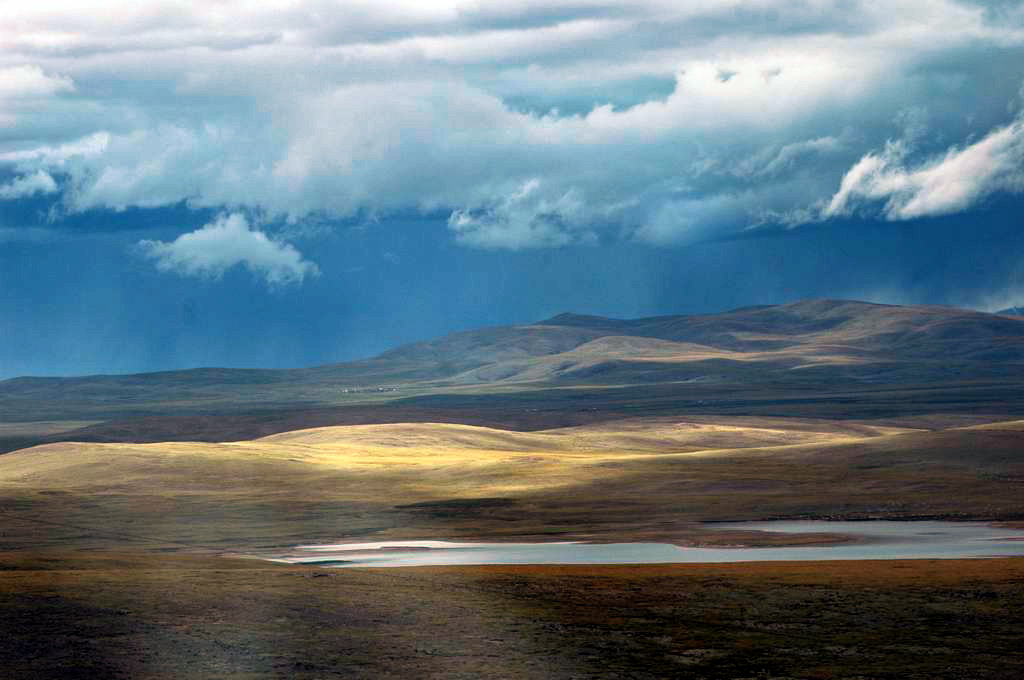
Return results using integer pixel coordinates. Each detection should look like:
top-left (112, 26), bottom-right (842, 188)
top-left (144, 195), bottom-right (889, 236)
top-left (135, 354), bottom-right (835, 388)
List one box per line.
top-left (264, 521), bottom-right (1024, 568)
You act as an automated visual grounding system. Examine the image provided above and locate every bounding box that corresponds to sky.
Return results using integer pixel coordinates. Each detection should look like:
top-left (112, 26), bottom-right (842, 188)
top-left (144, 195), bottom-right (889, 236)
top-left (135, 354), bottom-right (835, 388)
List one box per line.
top-left (2, 0), bottom-right (1024, 377)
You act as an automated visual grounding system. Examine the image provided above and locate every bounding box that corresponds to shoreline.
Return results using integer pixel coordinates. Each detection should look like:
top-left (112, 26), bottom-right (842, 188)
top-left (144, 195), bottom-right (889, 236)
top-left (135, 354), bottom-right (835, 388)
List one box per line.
top-left (246, 520), bottom-right (1024, 568)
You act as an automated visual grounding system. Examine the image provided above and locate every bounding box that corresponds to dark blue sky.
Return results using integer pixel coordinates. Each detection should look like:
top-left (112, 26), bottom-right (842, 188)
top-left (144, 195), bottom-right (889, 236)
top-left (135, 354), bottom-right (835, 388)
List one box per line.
top-left (2, 1), bottom-right (1024, 377)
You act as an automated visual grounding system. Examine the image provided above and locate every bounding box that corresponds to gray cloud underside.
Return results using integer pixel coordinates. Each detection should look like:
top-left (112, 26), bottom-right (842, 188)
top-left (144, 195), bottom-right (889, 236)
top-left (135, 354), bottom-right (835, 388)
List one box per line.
top-left (2, 0), bottom-right (1024, 253)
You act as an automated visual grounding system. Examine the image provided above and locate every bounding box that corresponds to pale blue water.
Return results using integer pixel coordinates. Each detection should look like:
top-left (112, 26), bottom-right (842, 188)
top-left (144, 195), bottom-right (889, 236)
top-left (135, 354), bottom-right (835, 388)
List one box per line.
top-left (266, 521), bottom-right (1024, 568)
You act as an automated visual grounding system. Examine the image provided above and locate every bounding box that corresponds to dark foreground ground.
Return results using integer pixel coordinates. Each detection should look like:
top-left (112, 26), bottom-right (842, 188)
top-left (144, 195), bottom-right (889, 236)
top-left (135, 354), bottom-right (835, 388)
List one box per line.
top-left (1, 552), bottom-right (1022, 679)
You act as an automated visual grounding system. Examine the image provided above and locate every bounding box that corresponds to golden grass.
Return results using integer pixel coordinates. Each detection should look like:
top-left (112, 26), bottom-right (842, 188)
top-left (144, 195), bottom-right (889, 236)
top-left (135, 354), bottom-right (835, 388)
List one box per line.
top-left (1, 416), bottom-right (1021, 552)
top-left (0, 419), bottom-right (893, 502)
top-left (957, 418), bottom-right (1024, 430)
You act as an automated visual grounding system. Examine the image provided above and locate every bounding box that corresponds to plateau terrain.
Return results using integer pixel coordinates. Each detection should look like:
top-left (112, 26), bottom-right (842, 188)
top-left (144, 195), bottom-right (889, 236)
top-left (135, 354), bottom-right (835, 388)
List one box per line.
top-left (2, 299), bottom-right (1024, 678)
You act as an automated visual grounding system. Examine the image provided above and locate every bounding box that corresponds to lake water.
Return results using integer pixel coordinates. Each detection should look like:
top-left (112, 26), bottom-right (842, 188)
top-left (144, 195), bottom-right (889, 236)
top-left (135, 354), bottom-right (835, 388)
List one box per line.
top-left (265, 521), bottom-right (1024, 568)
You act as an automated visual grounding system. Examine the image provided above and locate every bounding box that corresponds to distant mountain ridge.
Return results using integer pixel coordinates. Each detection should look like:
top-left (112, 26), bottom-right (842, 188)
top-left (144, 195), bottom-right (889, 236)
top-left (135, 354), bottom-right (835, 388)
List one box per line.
top-left (6, 298), bottom-right (1024, 452)
top-left (529, 299), bottom-right (1024, 360)
top-left (8, 299), bottom-right (1024, 386)
top-left (373, 299), bottom-right (1024, 377)
top-left (4, 299), bottom-right (1024, 425)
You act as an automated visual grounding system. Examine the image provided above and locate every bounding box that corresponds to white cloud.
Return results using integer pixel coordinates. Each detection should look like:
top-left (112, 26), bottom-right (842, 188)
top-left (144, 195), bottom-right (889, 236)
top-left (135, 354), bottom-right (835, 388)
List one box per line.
top-left (0, 132), bottom-right (109, 166)
top-left (735, 135), bottom-right (846, 179)
top-left (825, 116), bottom-right (1024, 220)
top-left (0, 170), bottom-right (58, 199)
top-left (0, 65), bottom-right (73, 99)
top-left (0, 64), bottom-right (74, 126)
top-left (448, 179), bottom-right (590, 249)
top-left (138, 213), bottom-right (319, 285)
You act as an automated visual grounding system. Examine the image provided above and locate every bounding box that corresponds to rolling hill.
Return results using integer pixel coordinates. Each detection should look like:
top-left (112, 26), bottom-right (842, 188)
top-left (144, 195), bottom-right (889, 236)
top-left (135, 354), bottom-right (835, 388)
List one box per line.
top-left (4, 299), bottom-right (1024, 451)
top-left (1, 417), bottom-right (1021, 553)
top-left (3, 300), bottom-right (1024, 680)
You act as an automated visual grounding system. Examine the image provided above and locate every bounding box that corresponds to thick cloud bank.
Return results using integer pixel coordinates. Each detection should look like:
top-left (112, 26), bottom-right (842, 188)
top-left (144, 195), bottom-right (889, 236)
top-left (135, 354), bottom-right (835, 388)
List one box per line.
top-left (2, 0), bottom-right (1024, 260)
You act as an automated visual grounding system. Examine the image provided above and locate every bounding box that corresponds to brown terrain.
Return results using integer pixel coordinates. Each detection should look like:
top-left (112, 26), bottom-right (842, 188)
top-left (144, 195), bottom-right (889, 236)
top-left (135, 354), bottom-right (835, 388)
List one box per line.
top-left (1, 554), bottom-right (1022, 679)
top-left (2, 299), bottom-right (1024, 678)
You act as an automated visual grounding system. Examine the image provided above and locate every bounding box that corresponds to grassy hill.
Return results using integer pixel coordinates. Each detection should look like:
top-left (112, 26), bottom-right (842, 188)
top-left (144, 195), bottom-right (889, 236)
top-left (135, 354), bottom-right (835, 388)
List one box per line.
top-left (5, 298), bottom-right (1024, 454)
top-left (2, 417), bottom-right (1021, 553)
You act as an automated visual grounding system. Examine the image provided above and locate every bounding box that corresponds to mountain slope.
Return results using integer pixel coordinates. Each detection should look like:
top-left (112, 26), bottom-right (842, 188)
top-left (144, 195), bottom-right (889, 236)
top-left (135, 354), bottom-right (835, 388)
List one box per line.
top-left (4, 299), bottom-right (1024, 429)
top-left (539, 299), bottom-right (1024, 359)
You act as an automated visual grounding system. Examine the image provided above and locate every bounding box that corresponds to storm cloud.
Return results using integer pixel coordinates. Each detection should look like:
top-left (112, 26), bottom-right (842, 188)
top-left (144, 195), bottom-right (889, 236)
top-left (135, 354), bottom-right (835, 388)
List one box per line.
top-left (2, 0), bottom-right (1022, 252)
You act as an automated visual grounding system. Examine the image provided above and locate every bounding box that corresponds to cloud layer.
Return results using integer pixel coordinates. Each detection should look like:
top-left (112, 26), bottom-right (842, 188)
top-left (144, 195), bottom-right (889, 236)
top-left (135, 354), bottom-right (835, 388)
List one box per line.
top-left (2, 0), bottom-right (1024, 254)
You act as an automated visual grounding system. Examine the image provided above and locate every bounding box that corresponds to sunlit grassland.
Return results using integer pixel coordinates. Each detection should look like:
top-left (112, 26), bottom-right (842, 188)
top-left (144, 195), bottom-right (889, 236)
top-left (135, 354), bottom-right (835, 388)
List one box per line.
top-left (1, 417), bottom-right (1021, 553)
top-left (0, 418), bottom-right (887, 499)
